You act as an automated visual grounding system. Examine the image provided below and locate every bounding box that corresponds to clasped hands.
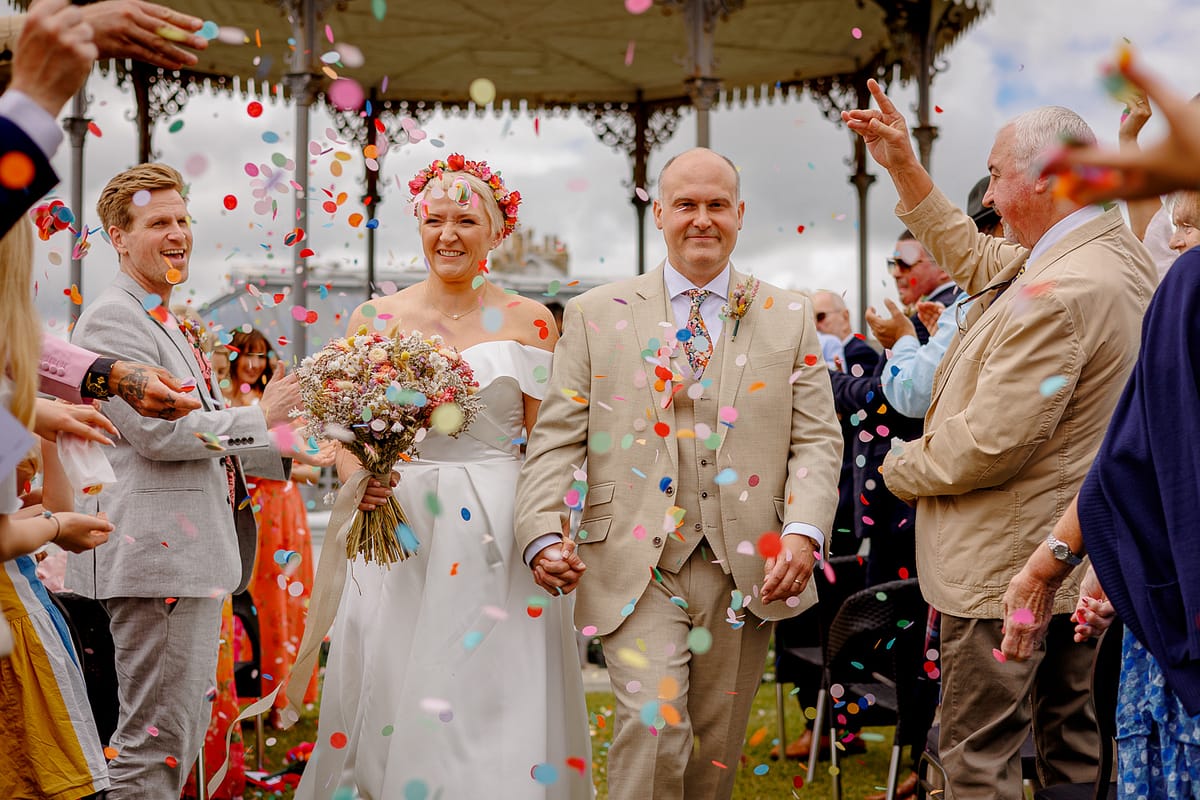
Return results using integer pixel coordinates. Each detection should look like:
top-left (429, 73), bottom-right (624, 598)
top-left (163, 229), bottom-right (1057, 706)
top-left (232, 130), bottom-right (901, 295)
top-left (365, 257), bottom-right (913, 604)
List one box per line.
top-left (1000, 563), bottom-right (1114, 662)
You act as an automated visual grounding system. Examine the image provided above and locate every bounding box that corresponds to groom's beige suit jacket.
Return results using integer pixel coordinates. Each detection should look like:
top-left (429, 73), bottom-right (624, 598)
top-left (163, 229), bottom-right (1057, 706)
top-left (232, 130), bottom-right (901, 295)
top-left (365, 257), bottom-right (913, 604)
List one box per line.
top-left (516, 265), bottom-right (842, 636)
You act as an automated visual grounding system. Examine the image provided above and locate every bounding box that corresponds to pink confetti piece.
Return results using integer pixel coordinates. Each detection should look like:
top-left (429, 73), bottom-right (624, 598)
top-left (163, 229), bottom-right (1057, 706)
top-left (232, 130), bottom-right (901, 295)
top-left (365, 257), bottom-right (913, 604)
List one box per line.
top-left (625, 40), bottom-right (635, 66)
top-left (1011, 608), bottom-right (1035, 625)
top-left (992, 648), bottom-right (1007, 663)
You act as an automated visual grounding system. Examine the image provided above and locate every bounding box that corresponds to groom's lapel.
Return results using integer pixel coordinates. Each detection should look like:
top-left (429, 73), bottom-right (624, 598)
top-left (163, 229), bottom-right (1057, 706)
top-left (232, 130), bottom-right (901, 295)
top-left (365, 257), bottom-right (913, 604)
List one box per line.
top-left (717, 266), bottom-right (757, 456)
top-left (629, 264), bottom-right (678, 470)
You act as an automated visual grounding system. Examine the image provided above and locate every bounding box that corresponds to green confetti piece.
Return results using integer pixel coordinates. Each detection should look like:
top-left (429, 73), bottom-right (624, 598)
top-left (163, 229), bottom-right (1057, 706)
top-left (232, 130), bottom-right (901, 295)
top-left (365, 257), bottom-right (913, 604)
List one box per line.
top-left (589, 431), bottom-right (612, 453)
top-left (372, 0), bottom-right (386, 20)
top-left (687, 626), bottom-right (713, 654)
top-left (424, 491), bottom-right (442, 516)
top-left (168, 119), bottom-right (184, 133)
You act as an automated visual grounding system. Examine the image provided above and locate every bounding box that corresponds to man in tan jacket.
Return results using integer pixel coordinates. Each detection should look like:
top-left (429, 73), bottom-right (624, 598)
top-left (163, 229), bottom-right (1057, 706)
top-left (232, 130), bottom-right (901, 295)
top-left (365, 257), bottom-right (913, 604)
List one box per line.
top-left (515, 148), bottom-right (842, 800)
top-left (844, 83), bottom-right (1156, 797)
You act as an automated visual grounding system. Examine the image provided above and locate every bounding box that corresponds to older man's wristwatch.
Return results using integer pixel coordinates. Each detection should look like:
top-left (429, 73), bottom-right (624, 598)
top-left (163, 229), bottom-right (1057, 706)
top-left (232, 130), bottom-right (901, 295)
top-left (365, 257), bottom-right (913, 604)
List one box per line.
top-left (1045, 534), bottom-right (1083, 566)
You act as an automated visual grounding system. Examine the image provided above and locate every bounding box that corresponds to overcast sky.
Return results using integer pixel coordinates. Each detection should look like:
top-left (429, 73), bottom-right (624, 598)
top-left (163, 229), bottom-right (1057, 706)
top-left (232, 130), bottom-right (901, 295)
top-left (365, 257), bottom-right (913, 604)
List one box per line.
top-left (20, 0), bottom-right (1200, 341)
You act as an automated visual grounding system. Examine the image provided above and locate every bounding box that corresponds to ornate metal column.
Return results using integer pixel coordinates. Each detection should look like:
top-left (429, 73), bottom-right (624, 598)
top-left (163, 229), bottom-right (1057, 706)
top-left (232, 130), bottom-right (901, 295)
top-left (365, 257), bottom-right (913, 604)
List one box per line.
top-left (670, 0), bottom-right (744, 148)
top-left (586, 97), bottom-right (682, 274)
top-left (330, 96), bottom-right (420, 297)
top-left (850, 72), bottom-right (877, 330)
top-left (909, 1), bottom-right (938, 171)
top-left (284, 0), bottom-right (320, 361)
top-left (63, 86), bottom-right (89, 326)
top-left (125, 63), bottom-right (196, 164)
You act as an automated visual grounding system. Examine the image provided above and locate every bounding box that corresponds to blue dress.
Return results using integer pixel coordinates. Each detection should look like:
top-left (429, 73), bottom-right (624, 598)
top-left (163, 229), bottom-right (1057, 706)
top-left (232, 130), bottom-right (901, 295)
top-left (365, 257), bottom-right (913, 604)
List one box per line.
top-left (1116, 628), bottom-right (1200, 799)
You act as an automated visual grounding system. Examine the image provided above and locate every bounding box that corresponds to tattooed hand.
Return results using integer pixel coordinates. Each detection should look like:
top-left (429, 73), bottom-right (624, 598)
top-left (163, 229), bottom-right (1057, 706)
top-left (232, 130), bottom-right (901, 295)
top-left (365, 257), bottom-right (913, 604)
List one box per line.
top-left (110, 361), bottom-right (201, 420)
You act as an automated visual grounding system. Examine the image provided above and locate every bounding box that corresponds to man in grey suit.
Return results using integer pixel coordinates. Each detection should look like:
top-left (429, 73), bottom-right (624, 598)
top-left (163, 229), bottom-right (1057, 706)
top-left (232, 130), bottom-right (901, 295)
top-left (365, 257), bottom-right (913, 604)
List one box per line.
top-left (67, 163), bottom-right (300, 798)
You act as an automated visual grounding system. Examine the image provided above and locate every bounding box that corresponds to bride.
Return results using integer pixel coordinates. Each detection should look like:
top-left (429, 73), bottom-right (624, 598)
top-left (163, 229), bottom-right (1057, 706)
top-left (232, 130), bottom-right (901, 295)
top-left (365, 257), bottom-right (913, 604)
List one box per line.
top-left (295, 155), bottom-right (591, 799)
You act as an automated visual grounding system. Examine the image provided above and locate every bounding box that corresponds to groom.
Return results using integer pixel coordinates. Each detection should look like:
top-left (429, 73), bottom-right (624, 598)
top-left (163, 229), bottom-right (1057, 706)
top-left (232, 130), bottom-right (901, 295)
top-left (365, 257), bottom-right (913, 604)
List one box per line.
top-left (516, 147), bottom-right (842, 799)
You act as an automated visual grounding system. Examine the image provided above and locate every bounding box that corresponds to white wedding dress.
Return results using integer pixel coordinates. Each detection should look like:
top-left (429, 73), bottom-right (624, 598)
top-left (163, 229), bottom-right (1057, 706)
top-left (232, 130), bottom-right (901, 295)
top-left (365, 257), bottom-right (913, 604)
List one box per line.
top-left (296, 340), bottom-right (592, 800)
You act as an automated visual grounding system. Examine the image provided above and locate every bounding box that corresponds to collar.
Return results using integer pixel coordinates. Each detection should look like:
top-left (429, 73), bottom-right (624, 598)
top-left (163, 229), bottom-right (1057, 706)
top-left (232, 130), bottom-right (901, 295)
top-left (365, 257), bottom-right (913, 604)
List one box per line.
top-left (1028, 205), bottom-right (1105, 266)
top-left (929, 279), bottom-right (958, 300)
top-left (664, 261), bottom-right (731, 302)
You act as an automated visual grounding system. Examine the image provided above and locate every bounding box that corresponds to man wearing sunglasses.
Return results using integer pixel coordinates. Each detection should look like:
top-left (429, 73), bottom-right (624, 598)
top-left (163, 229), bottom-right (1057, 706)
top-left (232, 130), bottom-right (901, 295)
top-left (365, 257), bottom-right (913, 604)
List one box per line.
top-left (844, 81), bottom-right (1157, 799)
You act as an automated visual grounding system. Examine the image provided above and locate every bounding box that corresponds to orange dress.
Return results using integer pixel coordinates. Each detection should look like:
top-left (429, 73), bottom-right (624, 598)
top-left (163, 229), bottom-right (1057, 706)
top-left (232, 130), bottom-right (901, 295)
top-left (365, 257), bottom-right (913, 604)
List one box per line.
top-left (249, 477), bottom-right (318, 708)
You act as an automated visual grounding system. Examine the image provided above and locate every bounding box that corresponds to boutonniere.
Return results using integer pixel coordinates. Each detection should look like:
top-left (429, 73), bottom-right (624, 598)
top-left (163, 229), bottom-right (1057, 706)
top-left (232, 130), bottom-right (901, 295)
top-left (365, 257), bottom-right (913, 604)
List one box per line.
top-left (721, 276), bottom-right (759, 340)
top-left (178, 315), bottom-right (206, 350)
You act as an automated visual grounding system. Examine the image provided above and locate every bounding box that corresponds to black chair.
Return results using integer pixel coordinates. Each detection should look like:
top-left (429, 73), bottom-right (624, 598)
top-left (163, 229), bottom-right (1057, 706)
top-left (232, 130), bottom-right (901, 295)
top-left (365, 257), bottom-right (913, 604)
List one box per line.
top-left (1034, 618), bottom-right (1123, 800)
top-left (822, 578), bottom-right (936, 800)
top-left (773, 555), bottom-right (867, 771)
top-left (232, 591), bottom-right (262, 700)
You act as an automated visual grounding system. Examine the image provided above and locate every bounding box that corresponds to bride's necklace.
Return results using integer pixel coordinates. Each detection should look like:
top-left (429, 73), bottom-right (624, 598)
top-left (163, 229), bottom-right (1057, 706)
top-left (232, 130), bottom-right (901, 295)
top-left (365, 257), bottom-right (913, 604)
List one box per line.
top-left (426, 283), bottom-right (482, 321)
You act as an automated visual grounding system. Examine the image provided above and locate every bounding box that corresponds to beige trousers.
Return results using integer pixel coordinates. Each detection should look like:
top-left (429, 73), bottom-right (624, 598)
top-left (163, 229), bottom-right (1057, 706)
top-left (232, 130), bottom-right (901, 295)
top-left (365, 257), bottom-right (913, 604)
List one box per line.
top-left (600, 546), bottom-right (774, 800)
top-left (939, 614), bottom-right (1100, 799)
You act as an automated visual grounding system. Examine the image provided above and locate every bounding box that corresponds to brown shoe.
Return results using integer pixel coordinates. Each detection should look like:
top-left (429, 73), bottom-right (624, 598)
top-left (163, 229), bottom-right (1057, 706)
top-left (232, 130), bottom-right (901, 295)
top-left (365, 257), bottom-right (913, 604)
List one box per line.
top-left (863, 770), bottom-right (919, 800)
top-left (768, 728), bottom-right (814, 760)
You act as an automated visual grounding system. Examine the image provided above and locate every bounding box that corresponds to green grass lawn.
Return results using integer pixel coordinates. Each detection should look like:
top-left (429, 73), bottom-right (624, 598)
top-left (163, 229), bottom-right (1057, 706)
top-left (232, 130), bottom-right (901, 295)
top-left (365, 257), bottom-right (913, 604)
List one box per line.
top-left (239, 681), bottom-right (908, 799)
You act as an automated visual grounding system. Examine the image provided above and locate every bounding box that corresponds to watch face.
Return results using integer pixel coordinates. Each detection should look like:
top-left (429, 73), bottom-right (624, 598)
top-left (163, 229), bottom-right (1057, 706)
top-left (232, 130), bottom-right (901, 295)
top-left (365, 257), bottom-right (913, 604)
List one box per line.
top-left (1051, 542), bottom-right (1068, 558)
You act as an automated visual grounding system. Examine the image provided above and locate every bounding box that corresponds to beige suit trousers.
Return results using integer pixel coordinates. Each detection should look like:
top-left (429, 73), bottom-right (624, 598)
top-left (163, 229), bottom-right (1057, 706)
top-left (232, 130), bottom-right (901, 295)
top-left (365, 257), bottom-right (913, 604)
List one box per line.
top-left (601, 544), bottom-right (773, 800)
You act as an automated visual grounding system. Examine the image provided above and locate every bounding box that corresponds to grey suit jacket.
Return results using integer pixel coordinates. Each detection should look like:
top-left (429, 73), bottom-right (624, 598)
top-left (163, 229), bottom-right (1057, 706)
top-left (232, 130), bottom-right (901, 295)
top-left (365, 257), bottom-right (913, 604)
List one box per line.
top-left (66, 271), bottom-right (286, 599)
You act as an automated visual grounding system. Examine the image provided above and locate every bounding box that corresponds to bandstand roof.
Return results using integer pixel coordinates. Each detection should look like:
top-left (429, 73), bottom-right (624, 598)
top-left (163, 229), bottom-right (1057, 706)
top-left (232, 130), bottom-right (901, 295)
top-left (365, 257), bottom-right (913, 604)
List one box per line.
top-left (85, 0), bottom-right (989, 115)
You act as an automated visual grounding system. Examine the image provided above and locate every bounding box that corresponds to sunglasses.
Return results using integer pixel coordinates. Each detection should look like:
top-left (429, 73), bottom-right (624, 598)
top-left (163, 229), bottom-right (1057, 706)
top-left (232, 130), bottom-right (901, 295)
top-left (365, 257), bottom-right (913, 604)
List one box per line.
top-left (886, 256), bottom-right (923, 273)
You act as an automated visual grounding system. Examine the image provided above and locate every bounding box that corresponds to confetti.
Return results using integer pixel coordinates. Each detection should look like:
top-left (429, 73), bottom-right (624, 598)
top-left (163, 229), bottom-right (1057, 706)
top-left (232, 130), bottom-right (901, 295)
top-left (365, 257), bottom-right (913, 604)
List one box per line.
top-left (469, 78), bottom-right (497, 106)
top-left (0, 151), bottom-right (34, 189)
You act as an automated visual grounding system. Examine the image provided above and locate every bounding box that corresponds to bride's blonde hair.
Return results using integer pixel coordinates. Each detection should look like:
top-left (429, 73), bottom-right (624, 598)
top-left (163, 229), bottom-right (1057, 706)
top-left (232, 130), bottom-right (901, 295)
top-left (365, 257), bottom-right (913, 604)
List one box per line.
top-left (0, 218), bottom-right (40, 430)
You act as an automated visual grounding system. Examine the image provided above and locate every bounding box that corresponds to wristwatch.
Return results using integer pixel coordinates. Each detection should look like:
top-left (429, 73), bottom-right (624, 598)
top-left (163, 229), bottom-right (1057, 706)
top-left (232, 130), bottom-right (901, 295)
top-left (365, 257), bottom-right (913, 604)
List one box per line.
top-left (1045, 533), bottom-right (1083, 566)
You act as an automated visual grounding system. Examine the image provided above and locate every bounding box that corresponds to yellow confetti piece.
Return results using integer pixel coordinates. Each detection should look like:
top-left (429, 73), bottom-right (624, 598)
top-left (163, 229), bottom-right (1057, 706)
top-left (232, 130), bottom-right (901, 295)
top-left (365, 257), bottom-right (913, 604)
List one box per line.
top-left (156, 26), bottom-right (188, 42)
top-left (616, 647), bottom-right (648, 668)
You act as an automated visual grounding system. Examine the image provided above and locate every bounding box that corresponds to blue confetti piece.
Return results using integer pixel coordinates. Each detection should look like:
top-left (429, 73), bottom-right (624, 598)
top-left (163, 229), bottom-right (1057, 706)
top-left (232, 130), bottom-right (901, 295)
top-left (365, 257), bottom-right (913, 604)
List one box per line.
top-left (639, 700), bottom-right (660, 726)
top-left (1039, 375), bottom-right (1068, 396)
top-left (753, 764), bottom-right (769, 776)
top-left (460, 507), bottom-right (471, 521)
top-left (366, 218), bottom-right (379, 229)
top-left (659, 477), bottom-right (673, 493)
top-left (141, 294), bottom-right (162, 311)
top-left (395, 522), bottom-right (420, 553)
top-left (675, 328), bottom-right (693, 342)
top-left (463, 631), bottom-right (483, 650)
top-left (532, 763), bottom-right (559, 785)
top-left (261, 131), bottom-right (280, 143)
top-left (714, 468), bottom-right (737, 485)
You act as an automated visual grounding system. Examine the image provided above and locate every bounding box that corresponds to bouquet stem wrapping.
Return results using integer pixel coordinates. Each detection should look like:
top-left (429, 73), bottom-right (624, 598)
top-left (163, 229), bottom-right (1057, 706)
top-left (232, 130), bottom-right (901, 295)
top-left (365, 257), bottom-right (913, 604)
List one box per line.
top-left (345, 474), bottom-right (416, 566)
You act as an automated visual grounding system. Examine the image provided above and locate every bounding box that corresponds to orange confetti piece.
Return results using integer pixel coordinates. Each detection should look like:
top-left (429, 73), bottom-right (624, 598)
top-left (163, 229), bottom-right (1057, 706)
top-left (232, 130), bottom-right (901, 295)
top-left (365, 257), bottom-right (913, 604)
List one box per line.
top-left (660, 703), bottom-right (681, 726)
top-left (596, 716), bottom-right (606, 729)
top-left (748, 726), bottom-right (769, 747)
top-left (148, 306), bottom-right (169, 323)
top-left (348, 212), bottom-right (364, 227)
top-left (449, 562), bottom-right (459, 576)
top-left (658, 676), bottom-right (679, 699)
top-left (748, 381), bottom-right (766, 392)
top-left (165, 755), bottom-right (178, 768)
top-left (103, 746), bottom-right (119, 760)
top-left (165, 268), bottom-right (183, 285)
top-left (763, 296), bottom-right (774, 310)
top-left (0, 151), bottom-right (34, 189)
top-left (69, 284), bottom-right (82, 305)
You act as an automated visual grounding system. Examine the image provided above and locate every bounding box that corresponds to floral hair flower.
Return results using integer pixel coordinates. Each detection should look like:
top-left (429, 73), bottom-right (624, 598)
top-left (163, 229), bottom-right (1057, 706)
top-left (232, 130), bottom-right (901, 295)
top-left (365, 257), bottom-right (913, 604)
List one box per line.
top-left (721, 276), bottom-right (760, 340)
top-left (408, 154), bottom-right (521, 239)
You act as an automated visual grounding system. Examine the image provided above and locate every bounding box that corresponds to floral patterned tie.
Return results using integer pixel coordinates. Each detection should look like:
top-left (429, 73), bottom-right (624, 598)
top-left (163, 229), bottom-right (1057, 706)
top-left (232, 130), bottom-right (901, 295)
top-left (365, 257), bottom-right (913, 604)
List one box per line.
top-left (683, 288), bottom-right (713, 377)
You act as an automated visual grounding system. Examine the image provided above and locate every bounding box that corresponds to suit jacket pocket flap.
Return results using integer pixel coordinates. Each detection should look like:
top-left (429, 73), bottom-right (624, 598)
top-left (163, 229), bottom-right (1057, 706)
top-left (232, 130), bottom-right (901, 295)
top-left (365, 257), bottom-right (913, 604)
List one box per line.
top-left (773, 496), bottom-right (786, 523)
top-left (588, 481), bottom-right (616, 506)
top-left (577, 516), bottom-right (612, 544)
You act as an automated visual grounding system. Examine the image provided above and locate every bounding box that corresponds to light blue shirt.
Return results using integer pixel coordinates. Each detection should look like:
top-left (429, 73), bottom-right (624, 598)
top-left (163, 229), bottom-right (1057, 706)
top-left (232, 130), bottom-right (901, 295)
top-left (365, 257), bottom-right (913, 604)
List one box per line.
top-left (880, 292), bottom-right (969, 419)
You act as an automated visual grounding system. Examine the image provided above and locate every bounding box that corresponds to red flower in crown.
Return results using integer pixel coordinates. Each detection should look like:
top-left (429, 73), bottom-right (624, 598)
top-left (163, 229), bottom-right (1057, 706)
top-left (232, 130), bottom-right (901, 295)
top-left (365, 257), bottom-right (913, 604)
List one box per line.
top-left (408, 154), bottom-right (521, 239)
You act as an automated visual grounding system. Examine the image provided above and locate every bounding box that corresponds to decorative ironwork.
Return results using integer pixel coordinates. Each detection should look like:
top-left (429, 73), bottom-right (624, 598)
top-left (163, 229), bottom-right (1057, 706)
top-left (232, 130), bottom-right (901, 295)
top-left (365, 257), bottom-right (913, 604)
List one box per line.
top-left (584, 102), bottom-right (683, 161)
top-left (117, 65), bottom-right (199, 125)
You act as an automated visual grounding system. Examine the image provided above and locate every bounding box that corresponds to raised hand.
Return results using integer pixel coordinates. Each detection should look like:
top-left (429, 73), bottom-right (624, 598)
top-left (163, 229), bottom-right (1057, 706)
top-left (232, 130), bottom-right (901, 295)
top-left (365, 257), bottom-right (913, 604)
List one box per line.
top-left (841, 79), bottom-right (920, 172)
top-left (866, 298), bottom-right (917, 349)
top-left (915, 301), bottom-right (946, 336)
top-left (80, 0), bottom-right (207, 70)
top-left (259, 364), bottom-right (302, 429)
top-left (11, 0), bottom-right (98, 118)
top-left (1039, 56), bottom-right (1200, 203)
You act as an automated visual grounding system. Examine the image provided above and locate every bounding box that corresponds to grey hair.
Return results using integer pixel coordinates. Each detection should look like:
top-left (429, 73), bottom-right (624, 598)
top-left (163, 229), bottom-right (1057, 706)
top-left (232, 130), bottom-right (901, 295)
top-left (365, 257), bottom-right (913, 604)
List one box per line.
top-left (1005, 106), bottom-right (1096, 171)
top-left (657, 148), bottom-right (741, 201)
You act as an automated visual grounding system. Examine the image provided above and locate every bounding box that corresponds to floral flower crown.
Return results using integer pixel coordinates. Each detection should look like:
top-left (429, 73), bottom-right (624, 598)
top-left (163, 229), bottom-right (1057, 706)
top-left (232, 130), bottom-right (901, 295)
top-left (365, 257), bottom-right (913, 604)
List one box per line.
top-left (407, 153), bottom-right (521, 239)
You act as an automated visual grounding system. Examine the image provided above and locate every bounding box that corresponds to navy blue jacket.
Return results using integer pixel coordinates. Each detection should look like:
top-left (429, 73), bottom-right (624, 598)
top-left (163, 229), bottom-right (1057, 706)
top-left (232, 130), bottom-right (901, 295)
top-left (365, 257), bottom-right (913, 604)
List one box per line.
top-left (0, 114), bottom-right (59, 237)
top-left (1078, 247), bottom-right (1200, 715)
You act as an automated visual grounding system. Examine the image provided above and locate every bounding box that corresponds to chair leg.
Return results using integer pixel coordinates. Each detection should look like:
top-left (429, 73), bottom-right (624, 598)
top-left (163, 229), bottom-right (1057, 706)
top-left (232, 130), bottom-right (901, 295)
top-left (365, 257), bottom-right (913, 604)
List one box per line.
top-left (195, 742), bottom-right (208, 800)
top-left (775, 681), bottom-right (787, 760)
top-left (886, 740), bottom-right (902, 800)
top-left (830, 717), bottom-right (841, 800)
top-left (255, 709), bottom-right (266, 771)
top-left (807, 688), bottom-right (826, 782)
